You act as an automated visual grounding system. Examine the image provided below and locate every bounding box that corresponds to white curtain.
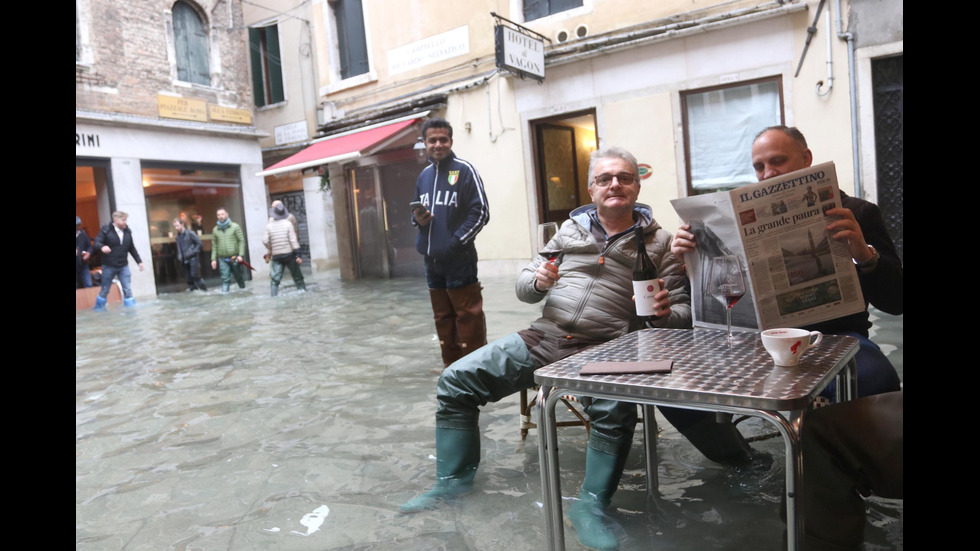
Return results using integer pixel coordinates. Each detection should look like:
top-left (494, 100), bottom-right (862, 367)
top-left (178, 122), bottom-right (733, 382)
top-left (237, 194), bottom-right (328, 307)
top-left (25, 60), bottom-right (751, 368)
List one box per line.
top-left (687, 81), bottom-right (781, 191)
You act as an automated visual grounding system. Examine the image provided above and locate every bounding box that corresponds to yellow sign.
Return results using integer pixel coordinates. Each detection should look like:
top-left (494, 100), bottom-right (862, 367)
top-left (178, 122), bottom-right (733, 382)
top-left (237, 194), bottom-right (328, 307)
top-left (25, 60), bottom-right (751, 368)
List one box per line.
top-left (157, 95), bottom-right (207, 122)
top-left (210, 104), bottom-right (252, 124)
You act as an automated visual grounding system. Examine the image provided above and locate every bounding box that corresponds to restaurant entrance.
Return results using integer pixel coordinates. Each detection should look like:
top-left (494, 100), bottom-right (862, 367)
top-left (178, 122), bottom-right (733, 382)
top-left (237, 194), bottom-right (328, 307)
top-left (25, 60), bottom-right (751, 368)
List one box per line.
top-left (76, 159), bottom-right (112, 290)
top-left (141, 163), bottom-right (249, 294)
top-left (531, 110), bottom-right (597, 224)
top-left (345, 150), bottom-right (424, 279)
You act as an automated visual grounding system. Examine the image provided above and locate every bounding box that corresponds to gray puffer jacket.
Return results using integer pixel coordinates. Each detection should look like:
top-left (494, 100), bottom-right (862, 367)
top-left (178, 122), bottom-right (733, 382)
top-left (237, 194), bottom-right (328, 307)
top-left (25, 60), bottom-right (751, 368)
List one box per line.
top-left (516, 203), bottom-right (691, 342)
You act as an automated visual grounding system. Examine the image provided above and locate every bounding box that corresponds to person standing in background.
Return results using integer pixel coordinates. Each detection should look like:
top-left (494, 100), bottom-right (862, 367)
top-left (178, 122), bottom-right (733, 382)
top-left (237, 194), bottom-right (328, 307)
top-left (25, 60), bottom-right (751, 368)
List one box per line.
top-left (173, 217), bottom-right (207, 292)
top-left (210, 207), bottom-right (247, 292)
top-left (412, 118), bottom-right (490, 369)
top-left (76, 216), bottom-right (93, 288)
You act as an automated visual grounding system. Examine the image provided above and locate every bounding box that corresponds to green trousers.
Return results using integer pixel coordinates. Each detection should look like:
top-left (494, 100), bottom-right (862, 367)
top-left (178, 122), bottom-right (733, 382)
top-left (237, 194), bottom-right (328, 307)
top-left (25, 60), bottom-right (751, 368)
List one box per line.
top-left (270, 257), bottom-right (305, 287)
top-left (435, 331), bottom-right (637, 451)
top-left (218, 258), bottom-right (246, 289)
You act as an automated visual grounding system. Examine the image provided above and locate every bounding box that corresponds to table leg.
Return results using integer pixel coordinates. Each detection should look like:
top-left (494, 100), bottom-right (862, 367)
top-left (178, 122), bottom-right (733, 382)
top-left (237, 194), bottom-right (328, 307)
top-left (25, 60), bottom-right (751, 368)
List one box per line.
top-left (537, 385), bottom-right (566, 551)
top-left (844, 357), bottom-right (858, 401)
top-left (756, 410), bottom-right (803, 551)
top-left (642, 404), bottom-right (658, 499)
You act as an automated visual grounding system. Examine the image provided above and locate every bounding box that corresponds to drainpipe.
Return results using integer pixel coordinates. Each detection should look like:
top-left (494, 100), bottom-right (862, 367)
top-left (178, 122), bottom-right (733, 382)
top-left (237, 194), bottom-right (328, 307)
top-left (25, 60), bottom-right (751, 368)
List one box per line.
top-left (835, 0), bottom-right (862, 198)
top-left (815, 0), bottom-right (832, 95)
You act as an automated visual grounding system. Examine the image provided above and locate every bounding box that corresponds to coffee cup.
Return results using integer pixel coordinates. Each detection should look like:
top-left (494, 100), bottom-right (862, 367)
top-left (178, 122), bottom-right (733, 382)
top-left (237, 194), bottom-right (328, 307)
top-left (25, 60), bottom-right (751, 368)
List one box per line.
top-left (761, 328), bottom-right (823, 367)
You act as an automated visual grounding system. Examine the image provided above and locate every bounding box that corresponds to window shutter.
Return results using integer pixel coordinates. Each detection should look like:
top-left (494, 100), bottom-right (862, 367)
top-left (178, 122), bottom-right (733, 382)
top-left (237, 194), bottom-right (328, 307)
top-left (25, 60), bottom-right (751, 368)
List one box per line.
top-left (265, 25), bottom-right (284, 103)
top-left (334, 0), bottom-right (369, 79)
top-left (248, 28), bottom-right (266, 106)
top-left (173, 2), bottom-right (210, 86)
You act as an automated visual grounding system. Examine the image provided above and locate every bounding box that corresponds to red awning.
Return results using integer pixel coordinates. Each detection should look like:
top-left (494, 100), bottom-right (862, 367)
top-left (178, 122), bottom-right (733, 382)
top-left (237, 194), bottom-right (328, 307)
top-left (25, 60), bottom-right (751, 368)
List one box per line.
top-left (257, 118), bottom-right (419, 177)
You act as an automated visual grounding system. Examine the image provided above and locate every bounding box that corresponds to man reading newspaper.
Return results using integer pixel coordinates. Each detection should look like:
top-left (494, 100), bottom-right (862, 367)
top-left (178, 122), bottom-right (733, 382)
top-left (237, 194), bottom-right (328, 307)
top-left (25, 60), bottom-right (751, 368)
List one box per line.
top-left (672, 126), bottom-right (903, 399)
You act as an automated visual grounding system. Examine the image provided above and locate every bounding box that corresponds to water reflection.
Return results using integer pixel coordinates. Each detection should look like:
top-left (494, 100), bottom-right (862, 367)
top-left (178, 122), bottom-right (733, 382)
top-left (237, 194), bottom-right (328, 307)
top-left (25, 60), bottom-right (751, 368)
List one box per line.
top-left (76, 272), bottom-right (902, 550)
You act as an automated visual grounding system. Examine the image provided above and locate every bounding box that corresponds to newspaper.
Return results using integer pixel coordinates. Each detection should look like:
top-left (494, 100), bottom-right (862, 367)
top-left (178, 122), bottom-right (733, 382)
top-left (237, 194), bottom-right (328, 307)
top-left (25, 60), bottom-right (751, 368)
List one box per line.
top-left (670, 161), bottom-right (866, 332)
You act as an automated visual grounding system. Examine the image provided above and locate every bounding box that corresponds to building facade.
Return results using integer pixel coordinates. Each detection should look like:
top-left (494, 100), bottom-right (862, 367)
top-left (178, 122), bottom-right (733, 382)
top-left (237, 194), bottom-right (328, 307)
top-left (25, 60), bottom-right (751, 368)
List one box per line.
top-left (76, 0), bottom-right (268, 297)
top-left (254, 0), bottom-right (902, 280)
top-left (242, 0), bottom-right (341, 274)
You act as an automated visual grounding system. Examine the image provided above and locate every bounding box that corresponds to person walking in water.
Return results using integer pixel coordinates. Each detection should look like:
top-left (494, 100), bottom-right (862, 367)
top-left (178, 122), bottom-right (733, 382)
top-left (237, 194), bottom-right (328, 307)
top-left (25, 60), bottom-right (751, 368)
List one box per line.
top-left (263, 201), bottom-right (305, 296)
top-left (92, 211), bottom-right (144, 310)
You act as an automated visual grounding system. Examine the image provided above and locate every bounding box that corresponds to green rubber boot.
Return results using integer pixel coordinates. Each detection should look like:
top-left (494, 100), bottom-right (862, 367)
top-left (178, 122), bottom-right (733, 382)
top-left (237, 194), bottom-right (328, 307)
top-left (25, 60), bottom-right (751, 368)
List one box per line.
top-left (400, 427), bottom-right (480, 513)
top-left (566, 443), bottom-right (629, 551)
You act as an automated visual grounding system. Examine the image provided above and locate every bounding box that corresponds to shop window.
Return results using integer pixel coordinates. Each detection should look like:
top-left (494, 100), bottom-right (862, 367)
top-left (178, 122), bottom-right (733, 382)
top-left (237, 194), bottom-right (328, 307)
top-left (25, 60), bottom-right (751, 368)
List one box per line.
top-left (681, 77), bottom-right (783, 195)
top-left (524, 0), bottom-right (584, 22)
top-left (249, 24), bottom-right (285, 107)
top-left (141, 164), bottom-right (247, 293)
top-left (173, 1), bottom-right (211, 85)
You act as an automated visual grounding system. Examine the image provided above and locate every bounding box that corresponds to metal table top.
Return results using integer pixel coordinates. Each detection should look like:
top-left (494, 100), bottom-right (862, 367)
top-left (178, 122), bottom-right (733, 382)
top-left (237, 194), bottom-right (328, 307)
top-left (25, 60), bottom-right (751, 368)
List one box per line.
top-left (533, 328), bottom-right (859, 411)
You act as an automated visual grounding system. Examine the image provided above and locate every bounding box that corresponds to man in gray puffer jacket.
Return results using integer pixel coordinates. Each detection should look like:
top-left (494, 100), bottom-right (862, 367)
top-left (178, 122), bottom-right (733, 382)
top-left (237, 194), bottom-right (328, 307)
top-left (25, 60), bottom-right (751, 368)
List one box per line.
top-left (401, 147), bottom-right (759, 551)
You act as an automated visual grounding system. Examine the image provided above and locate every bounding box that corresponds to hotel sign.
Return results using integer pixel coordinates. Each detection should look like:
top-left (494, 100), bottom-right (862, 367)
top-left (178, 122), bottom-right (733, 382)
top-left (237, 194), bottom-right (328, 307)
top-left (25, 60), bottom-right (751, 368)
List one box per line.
top-left (494, 25), bottom-right (545, 81)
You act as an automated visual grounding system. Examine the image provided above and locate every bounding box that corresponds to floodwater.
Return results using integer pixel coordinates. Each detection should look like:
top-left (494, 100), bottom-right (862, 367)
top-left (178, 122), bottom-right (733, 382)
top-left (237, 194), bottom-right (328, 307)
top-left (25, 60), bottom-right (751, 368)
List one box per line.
top-left (76, 271), bottom-right (903, 550)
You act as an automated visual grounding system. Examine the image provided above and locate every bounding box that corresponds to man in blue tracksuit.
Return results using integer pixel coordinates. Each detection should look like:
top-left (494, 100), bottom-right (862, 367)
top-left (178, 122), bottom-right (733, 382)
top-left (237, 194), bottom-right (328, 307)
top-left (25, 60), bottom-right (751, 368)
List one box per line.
top-left (412, 118), bottom-right (490, 369)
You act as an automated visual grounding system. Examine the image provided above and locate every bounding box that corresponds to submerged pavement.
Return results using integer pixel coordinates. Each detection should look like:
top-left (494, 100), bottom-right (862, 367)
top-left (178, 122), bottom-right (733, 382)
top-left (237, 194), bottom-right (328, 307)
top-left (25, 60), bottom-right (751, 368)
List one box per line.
top-left (76, 271), bottom-right (903, 550)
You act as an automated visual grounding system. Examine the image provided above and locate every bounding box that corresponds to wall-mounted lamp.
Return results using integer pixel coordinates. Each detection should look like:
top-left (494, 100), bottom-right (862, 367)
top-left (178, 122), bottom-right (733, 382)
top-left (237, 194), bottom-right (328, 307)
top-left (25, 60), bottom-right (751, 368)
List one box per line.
top-left (414, 137), bottom-right (427, 163)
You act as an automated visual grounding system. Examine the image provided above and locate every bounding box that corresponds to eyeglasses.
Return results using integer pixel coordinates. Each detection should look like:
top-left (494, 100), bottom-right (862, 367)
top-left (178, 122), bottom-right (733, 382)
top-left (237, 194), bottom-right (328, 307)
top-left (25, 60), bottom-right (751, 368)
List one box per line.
top-left (593, 172), bottom-right (636, 187)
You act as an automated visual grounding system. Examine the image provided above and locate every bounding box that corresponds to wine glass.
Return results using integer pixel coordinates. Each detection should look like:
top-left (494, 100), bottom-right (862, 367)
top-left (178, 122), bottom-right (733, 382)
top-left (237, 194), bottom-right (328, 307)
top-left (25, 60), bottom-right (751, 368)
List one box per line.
top-left (537, 222), bottom-right (561, 264)
top-left (708, 255), bottom-right (746, 343)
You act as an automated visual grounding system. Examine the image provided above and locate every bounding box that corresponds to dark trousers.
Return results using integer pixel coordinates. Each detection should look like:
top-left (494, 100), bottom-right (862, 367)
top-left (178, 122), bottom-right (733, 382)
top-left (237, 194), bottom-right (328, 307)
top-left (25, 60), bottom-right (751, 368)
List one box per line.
top-left (801, 391), bottom-right (903, 550)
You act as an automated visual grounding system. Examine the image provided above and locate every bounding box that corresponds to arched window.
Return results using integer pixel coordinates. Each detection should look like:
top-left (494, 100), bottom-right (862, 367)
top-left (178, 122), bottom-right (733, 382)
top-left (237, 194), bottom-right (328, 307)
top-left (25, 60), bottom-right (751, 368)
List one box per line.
top-left (173, 1), bottom-right (210, 85)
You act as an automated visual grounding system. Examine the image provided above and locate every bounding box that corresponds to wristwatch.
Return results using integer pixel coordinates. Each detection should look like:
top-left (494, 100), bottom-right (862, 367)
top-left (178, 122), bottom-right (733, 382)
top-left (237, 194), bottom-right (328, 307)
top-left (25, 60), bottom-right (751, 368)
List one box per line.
top-left (853, 244), bottom-right (879, 271)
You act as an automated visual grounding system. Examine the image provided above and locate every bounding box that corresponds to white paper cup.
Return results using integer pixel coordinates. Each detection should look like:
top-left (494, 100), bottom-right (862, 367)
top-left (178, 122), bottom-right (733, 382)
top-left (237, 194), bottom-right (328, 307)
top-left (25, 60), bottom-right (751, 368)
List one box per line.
top-left (761, 328), bottom-right (823, 367)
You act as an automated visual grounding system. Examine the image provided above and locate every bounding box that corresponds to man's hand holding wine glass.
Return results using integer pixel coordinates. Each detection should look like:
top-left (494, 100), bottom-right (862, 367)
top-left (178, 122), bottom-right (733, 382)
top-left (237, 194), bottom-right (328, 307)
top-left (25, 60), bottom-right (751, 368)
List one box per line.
top-left (533, 259), bottom-right (560, 292)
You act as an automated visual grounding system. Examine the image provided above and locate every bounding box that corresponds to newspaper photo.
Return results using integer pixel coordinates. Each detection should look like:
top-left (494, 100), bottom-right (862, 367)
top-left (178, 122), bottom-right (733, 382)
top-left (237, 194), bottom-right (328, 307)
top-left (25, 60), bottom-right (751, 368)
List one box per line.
top-left (671, 161), bottom-right (865, 331)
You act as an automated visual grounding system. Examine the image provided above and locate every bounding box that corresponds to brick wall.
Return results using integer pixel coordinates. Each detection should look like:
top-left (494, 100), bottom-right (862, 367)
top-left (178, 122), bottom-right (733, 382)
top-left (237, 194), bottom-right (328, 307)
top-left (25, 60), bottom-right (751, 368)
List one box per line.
top-left (76, 0), bottom-right (253, 120)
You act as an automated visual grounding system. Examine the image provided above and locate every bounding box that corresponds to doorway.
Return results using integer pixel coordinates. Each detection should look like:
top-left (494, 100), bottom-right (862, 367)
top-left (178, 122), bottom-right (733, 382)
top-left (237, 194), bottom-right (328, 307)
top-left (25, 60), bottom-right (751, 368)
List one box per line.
top-left (871, 54), bottom-right (903, 262)
top-left (379, 159), bottom-right (426, 277)
top-left (76, 160), bottom-right (112, 289)
top-left (346, 152), bottom-right (425, 279)
top-left (349, 165), bottom-right (387, 278)
top-left (531, 111), bottom-right (597, 224)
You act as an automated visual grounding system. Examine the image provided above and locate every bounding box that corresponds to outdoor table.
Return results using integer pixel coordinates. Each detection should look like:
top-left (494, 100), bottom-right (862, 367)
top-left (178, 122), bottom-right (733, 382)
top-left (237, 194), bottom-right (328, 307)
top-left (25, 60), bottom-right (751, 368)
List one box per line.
top-left (534, 327), bottom-right (859, 551)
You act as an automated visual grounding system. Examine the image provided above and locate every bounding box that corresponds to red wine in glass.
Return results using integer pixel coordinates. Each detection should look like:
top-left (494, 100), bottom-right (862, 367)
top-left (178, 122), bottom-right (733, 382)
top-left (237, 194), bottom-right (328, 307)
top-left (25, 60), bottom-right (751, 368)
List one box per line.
top-left (537, 223), bottom-right (561, 265)
top-left (708, 255), bottom-right (746, 342)
top-left (539, 249), bottom-right (563, 264)
top-left (720, 291), bottom-right (744, 309)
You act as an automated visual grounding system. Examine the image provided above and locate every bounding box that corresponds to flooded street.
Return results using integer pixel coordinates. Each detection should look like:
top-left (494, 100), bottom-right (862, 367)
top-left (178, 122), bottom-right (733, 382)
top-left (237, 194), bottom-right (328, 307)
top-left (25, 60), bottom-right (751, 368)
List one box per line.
top-left (76, 271), bottom-right (902, 550)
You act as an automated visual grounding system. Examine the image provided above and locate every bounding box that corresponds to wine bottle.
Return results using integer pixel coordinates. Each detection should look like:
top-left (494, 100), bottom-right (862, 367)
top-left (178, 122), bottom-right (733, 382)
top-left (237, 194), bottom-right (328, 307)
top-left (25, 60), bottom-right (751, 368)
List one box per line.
top-left (632, 226), bottom-right (661, 321)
